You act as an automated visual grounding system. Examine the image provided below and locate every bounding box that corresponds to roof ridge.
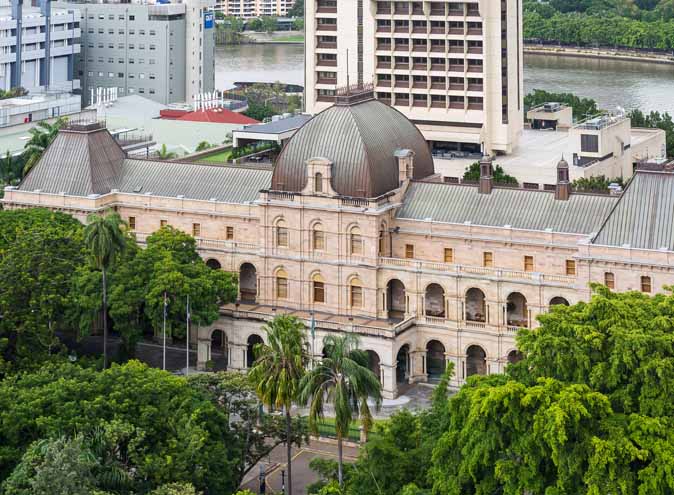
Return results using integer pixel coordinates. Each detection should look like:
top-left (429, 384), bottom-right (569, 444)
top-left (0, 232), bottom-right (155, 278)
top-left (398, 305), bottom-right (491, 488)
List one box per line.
top-left (344, 105), bottom-right (374, 198)
top-left (589, 171), bottom-right (639, 245)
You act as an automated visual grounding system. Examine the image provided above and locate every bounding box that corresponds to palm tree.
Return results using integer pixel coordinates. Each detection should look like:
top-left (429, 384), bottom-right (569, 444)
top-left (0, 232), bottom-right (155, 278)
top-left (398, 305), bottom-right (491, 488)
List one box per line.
top-left (156, 144), bottom-right (177, 160)
top-left (84, 213), bottom-right (126, 369)
top-left (299, 334), bottom-right (382, 487)
top-left (22, 117), bottom-right (67, 176)
top-left (248, 315), bottom-right (309, 495)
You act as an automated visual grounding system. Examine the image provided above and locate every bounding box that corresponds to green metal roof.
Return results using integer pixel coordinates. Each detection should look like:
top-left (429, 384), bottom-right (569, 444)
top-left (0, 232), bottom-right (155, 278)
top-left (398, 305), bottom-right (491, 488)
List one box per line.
top-left (593, 171), bottom-right (674, 250)
top-left (397, 181), bottom-right (618, 234)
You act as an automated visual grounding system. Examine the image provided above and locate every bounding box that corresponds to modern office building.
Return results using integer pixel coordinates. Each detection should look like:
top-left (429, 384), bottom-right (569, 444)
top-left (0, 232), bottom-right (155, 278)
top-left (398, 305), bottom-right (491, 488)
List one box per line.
top-left (7, 87), bottom-right (674, 398)
top-left (305, 0), bottom-right (523, 155)
top-left (0, 0), bottom-right (81, 94)
top-left (61, 0), bottom-right (215, 106)
top-left (215, 0), bottom-right (296, 18)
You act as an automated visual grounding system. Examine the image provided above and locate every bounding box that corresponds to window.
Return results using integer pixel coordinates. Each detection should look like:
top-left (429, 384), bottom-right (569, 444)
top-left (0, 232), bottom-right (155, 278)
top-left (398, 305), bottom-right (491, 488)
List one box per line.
top-left (128, 216), bottom-right (136, 230)
top-left (350, 279), bottom-right (363, 308)
top-left (566, 260), bottom-right (576, 276)
top-left (129, 15), bottom-right (135, 20)
top-left (276, 220), bottom-right (288, 247)
top-left (150, 30), bottom-right (156, 35)
top-left (641, 276), bottom-right (652, 293)
top-left (312, 274), bottom-right (325, 303)
top-left (226, 226), bottom-right (234, 240)
top-left (405, 244), bottom-right (414, 259)
top-left (276, 269), bottom-right (288, 299)
top-left (160, 219), bottom-right (167, 228)
top-left (604, 272), bottom-right (615, 289)
top-left (313, 225), bottom-right (325, 251)
top-left (524, 255), bottom-right (534, 272)
top-left (314, 172), bottom-right (323, 193)
top-left (350, 228), bottom-right (363, 255)
top-left (192, 223), bottom-right (201, 237)
top-left (580, 134), bottom-right (599, 153)
top-left (483, 251), bottom-right (493, 268)
top-left (444, 248), bottom-right (454, 263)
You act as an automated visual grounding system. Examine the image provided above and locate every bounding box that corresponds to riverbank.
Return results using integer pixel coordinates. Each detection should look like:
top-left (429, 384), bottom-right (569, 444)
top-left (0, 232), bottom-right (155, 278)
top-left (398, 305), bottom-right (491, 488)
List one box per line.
top-left (524, 44), bottom-right (674, 66)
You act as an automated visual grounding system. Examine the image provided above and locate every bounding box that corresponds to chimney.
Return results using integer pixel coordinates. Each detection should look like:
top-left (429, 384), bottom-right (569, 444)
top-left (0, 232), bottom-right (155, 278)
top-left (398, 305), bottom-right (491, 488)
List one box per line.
top-left (395, 149), bottom-right (415, 186)
top-left (555, 156), bottom-right (571, 201)
top-left (478, 155), bottom-right (493, 194)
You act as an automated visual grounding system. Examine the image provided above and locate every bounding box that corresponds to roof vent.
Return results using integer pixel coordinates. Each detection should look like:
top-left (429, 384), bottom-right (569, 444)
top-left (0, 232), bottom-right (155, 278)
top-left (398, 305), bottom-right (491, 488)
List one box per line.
top-left (504, 224), bottom-right (512, 229)
top-left (133, 186), bottom-right (143, 193)
top-left (209, 197), bottom-right (218, 202)
top-left (34, 189), bottom-right (42, 193)
top-left (621, 243), bottom-right (631, 248)
top-left (177, 195), bottom-right (185, 199)
top-left (145, 192), bottom-right (153, 196)
top-left (464, 221), bottom-right (472, 226)
top-left (87, 194), bottom-right (100, 199)
top-left (424, 217), bottom-right (433, 222)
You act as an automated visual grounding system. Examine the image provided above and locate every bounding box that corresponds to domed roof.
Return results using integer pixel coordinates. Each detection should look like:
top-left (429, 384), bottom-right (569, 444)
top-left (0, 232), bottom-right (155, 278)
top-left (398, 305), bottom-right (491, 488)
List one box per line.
top-left (271, 95), bottom-right (434, 198)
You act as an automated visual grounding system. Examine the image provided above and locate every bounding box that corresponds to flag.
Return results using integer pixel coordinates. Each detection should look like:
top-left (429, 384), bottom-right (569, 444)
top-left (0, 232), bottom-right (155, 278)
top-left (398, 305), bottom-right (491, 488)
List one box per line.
top-left (163, 292), bottom-right (168, 318)
top-left (310, 312), bottom-right (315, 339)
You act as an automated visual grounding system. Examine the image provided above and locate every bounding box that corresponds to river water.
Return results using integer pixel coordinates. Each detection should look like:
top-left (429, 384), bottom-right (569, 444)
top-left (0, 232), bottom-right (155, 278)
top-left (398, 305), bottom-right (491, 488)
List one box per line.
top-left (215, 44), bottom-right (674, 114)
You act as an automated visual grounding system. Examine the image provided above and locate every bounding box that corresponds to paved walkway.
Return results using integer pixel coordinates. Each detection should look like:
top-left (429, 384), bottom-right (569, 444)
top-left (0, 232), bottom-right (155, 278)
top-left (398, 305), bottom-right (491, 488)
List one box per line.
top-left (240, 439), bottom-right (359, 495)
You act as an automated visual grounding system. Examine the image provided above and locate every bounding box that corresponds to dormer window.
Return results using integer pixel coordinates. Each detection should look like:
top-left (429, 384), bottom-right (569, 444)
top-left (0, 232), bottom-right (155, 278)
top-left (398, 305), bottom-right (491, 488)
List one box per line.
top-left (315, 173), bottom-right (323, 193)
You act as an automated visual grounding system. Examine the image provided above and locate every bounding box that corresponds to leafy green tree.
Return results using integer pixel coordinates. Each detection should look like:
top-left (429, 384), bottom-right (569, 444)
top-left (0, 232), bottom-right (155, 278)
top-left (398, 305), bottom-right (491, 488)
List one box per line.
top-left (148, 483), bottom-right (201, 495)
top-left (248, 315), bottom-right (310, 495)
top-left (156, 144), bottom-right (177, 160)
top-left (0, 209), bottom-right (86, 375)
top-left (195, 141), bottom-right (213, 152)
top-left (0, 361), bottom-right (240, 494)
top-left (462, 161), bottom-right (519, 185)
top-left (84, 213), bottom-right (127, 369)
top-left (243, 100), bottom-right (276, 121)
top-left (572, 175), bottom-right (624, 192)
top-left (300, 334), bottom-right (382, 487)
top-left (2, 435), bottom-right (97, 495)
top-left (288, 0), bottom-right (304, 18)
top-left (261, 16), bottom-right (278, 34)
top-left (188, 371), bottom-right (308, 484)
top-left (247, 17), bottom-right (263, 31)
top-left (22, 117), bottom-right (67, 177)
top-left (430, 288), bottom-right (674, 494)
top-left (628, 108), bottom-right (674, 157)
top-left (293, 18), bottom-right (305, 31)
top-left (524, 89), bottom-right (600, 120)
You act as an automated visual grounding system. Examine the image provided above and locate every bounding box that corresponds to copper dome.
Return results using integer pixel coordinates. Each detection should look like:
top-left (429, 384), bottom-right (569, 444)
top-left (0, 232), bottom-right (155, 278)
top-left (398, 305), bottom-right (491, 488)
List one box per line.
top-left (271, 96), bottom-right (434, 198)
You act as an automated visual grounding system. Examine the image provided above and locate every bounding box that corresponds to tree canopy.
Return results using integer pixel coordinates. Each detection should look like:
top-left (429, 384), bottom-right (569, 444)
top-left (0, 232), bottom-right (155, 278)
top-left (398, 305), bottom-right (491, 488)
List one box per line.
top-left (314, 288), bottom-right (674, 494)
top-left (462, 161), bottom-right (519, 185)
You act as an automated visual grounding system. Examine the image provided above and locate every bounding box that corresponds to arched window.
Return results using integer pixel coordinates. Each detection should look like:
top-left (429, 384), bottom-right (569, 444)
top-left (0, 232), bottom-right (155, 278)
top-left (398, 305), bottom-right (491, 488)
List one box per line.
top-left (314, 172), bottom-right (323, 193)
top-left (313, 223), bottom-right (325, 251)
top-left (276, 268), bottom-right (288, 299)
top-left (312, 273), bottom-right (326, 303)
top-left (641, 276), bottom-right (652, 293)
top-left (350, 226), bottom-right (363, 255)
top-left (604, 272), bottom-right (615, 289)
top-left (276, 219), bottom-right (289, 248)
top-left (350, 277), bottom-right (363, 308)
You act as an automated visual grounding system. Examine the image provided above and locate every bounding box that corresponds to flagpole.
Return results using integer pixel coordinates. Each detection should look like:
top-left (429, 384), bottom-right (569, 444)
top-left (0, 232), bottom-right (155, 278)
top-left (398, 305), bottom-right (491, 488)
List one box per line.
top-left (162, 292), bottom-right (167, 371)
top-left (186, 294), bottom-right (190, 376)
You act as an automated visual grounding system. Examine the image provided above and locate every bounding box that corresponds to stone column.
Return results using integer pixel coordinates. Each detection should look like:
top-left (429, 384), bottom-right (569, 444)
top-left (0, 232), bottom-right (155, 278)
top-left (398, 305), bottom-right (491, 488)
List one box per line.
top-left (229, 342), bottom-right (248, 371)
top-left (197, 338), bottom-right (211, 371)
top-left (380, 363), bottom-right (396, 399)
top-left (410, 349), bottom-right (427, 383)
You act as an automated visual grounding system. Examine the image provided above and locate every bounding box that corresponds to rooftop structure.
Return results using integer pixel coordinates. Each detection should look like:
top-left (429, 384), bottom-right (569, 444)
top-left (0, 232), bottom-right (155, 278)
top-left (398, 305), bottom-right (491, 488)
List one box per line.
top-left (272, 88), bottom-right (434, 198)
top-left (0, 92), bottom-right (81, 129)
top-left (91, 95), bottom-right (249, 154)
top-left (159, 107), bottom-right (259, 125)
top-left (232, 113), bottom-right (312, 147)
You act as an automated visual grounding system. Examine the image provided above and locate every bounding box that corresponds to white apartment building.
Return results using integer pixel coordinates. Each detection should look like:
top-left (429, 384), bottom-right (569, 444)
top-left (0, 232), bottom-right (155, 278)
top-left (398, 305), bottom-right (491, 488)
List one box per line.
top-left (215, 0), bottom-right (296, 18)
top-left (305, 0), bottom-right (524, 155)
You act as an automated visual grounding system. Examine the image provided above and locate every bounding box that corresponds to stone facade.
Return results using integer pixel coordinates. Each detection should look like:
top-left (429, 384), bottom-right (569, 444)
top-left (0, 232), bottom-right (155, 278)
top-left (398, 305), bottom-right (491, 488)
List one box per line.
top-left (6, 165), bottom-right (674, 398)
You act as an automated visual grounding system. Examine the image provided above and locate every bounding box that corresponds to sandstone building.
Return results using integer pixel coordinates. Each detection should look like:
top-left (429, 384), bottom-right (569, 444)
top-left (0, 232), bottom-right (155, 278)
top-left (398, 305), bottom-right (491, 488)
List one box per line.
top-left (4, 89), bottom-right (674, 398)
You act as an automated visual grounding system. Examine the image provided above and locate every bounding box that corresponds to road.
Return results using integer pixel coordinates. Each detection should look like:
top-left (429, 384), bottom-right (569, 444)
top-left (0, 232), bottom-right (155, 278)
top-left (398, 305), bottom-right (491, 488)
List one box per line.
top-left (239, 439), bottom-right (360, 495)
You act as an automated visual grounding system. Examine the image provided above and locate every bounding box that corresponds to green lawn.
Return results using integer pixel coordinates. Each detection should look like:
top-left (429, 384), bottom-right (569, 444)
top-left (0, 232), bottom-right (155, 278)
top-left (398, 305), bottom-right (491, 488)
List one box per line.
top-left (198, 149), bottom-right (232, 164)
top-left (301, 416), bottom-right (388, 442)
top-left (272, 34), bottom-right (305, 42)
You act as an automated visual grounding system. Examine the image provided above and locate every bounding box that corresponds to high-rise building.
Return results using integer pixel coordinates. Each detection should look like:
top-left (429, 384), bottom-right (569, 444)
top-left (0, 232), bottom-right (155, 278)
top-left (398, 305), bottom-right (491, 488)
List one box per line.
top-left (214, 0), bottom-right (296, 18)
top-left (61, 0), bottom-right (215, 106)
top-left (0, 0), bottom-right (81, 94)
top-left (304, 0), bottom-right (523, 155)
